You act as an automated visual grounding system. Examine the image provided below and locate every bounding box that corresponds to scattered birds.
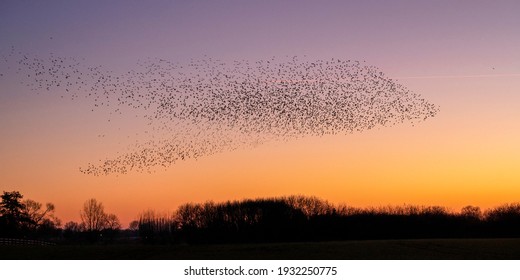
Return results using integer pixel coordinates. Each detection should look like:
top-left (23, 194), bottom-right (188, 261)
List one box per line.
top-left (5, 48), bottom-right (439, 175)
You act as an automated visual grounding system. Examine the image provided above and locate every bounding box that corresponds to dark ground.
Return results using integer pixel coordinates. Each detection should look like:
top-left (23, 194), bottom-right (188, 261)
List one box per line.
top-left (2, 239), bottom-right (520, 259)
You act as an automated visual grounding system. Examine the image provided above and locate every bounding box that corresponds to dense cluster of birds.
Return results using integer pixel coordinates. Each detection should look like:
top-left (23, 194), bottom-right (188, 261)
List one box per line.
top-left (3, 47), bottom-right (439, 175)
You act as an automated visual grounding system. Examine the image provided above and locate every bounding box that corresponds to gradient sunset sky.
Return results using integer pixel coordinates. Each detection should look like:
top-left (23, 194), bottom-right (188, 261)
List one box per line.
top-left (1, 0), bottom-right (520, 227)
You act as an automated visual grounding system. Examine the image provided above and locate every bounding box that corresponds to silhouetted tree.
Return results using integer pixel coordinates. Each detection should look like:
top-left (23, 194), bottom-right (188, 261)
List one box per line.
top-left (129, 220), bottom-right (139, 231)
top-left (79, 198), bottom-right (121, 242)
top-left (0, 191), bottom-right (30, 237)
top-left (80, 198), bottom-right (107, 232)
top-left (102, 213), bottom-right (121, 241)
top-left (23, 199), bottom-right (61, 232)
top-left (461, 205), bottom-right (482, 220)
top-left (286, 195), bottom-right (334, 217)
top-left (105, 213), bottom-right (121, 231)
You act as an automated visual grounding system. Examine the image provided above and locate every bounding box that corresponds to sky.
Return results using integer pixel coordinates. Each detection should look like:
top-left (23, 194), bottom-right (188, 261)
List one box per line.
top-left (1, 0), bottom-right (520, 227)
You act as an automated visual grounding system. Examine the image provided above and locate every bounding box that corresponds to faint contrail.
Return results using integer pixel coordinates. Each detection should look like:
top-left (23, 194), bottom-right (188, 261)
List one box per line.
top-left (392, 73), bottom-right (520, 79)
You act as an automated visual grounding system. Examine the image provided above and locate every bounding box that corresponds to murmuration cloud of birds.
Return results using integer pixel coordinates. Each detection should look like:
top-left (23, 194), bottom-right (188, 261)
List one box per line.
top-left (2, 47), bottom-right (439, 176)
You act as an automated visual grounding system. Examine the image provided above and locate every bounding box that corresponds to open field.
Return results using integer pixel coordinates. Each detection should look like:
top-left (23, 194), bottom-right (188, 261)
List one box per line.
top-left (1, 239), bottom-right (520, 260)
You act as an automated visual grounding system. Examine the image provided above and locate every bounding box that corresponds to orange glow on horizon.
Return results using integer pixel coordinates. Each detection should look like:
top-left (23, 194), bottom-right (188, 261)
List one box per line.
top-left (7, 112), bottom-right (520, 228)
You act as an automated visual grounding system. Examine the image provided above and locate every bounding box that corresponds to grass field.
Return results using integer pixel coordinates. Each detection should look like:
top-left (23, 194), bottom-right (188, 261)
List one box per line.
top-left (1, 239), bottom-right (520, 260)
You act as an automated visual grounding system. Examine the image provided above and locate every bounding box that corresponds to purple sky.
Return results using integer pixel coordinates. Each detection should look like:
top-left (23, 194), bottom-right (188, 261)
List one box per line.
top-left (2, 0), bottom-right (519, 74)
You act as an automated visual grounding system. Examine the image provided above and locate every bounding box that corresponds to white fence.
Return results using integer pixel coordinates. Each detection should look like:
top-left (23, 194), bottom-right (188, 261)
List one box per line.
top-left (0, 238), bottom-right (55, 246)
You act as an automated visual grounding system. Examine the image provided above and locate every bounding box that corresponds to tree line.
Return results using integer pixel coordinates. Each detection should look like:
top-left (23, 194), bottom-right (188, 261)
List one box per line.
top-left (3, 190), bottom-right (520, 244)
top-left (138, 196), bottom-right (520, 244)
